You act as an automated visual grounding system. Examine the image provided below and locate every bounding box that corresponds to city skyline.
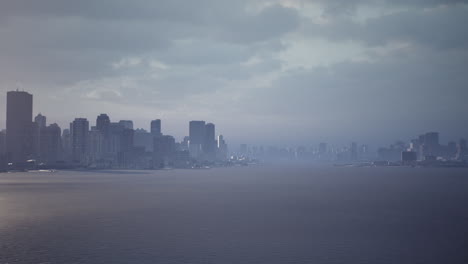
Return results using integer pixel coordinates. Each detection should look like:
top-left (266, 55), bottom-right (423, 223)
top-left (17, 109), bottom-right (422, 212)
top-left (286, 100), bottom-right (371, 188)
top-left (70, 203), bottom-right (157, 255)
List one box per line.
top-left (1, 90), bottom-right (466, 171)
top-left (1, 89), bottom-right (467, 149)
top-left (1, 1), bottom-right (468, 146)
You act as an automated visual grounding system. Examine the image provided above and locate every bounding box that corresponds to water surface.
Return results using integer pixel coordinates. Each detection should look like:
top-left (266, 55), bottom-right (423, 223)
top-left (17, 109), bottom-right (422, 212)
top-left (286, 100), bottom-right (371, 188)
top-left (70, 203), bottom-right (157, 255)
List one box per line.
top-left (1, 166), bottom-right (467, 263)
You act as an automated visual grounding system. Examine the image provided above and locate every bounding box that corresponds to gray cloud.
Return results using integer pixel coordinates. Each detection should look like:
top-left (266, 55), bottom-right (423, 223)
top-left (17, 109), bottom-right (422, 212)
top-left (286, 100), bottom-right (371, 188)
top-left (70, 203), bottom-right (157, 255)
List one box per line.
top-left (0, 0), bottom-right (467, 145)
top-left (306, 5), bottom-right (468, 50)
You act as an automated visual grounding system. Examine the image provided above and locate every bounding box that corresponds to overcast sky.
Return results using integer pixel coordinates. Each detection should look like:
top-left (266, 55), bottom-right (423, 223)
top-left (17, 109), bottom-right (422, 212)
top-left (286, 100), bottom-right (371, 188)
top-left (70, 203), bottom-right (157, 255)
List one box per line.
top-left (1, 0), bottom-right (467, 146)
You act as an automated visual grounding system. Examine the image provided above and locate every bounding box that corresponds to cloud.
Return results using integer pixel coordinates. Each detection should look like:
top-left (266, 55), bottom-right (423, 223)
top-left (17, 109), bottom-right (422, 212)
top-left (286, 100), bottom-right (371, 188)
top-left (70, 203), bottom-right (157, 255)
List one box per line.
top-left (305, 5), bottom-right (468, 50)
top-left (0, 0), bottom-right (467, 145)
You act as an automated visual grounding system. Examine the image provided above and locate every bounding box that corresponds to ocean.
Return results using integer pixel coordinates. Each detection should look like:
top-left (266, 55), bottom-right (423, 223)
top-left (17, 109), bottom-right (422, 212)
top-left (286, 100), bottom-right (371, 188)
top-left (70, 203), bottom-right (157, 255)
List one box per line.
top-left (1, 166), bottom-right (467, 264)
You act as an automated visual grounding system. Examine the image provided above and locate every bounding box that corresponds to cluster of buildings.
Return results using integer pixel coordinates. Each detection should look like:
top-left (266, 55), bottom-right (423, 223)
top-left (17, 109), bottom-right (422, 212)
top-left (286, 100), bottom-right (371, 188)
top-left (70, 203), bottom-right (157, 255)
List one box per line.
top-left (233, 142), bottom-right (372, 163)
top-left (378, 132), bottom-right (467, 166)
top-left (235, 132), bottom-right (467, 167)
top-left (0, 91), bottom-right (229, 171)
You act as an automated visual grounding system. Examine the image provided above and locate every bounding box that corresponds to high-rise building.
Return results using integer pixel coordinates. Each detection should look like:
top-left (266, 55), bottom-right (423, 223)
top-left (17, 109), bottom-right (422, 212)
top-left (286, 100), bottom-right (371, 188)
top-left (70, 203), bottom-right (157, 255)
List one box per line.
top-left (153, 135), bottom-right (175, 168)
top-left (456, 138), bottom-right (467, 161)
top-left (87, 127), bottom-right (103, 162)
top-left (96, 114), bottom-right (110, 135)
top-left (38, 123), bottom-right (62, 164)
top-left (34, 113), bottom-right (46, 128)
top-left (422, 132), bottom-right (440, 157)
top-left (134, 129), bottom-right (153, 152)
top-left (189, 121), bottom-right (205, 158)
top-left (61, 129), bottom-right (71, 160)
top-left (96, 114), bottom-right (111, 155)
top-left (71, 118), bottom-right (89, 163)
top-left (350, 142), bottom-right (358, 161)
top-left (6, 91), bottom-right (34, 164)
top-left (217, 135), bottom-right (228, 160)
top-left (0, 129), bottom-right (6, 156)
top-left (204, 123), bottom-right (216, 159)
top-left (151, 119), bottom-right (162, 136)
top-left (119, 120), bottom-right (134, 130)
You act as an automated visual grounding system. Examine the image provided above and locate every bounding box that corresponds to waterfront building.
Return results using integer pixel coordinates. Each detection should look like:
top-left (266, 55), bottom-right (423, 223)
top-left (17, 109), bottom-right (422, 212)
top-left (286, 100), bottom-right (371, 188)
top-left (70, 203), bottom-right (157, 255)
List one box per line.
top-left (71, 118), bottom-right (89, 163)
top-left (189, 121), bottom-right (205, 158)
top-left (151, 119), bottom-right (162, 137)
top-left (6, 91), bottom-right (34, 165)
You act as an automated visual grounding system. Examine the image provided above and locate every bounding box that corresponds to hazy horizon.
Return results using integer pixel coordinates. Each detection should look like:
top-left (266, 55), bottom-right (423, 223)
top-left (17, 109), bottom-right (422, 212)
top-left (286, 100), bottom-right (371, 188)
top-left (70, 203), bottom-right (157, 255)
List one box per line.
top-left (1, 0), bottom-right (468, 146)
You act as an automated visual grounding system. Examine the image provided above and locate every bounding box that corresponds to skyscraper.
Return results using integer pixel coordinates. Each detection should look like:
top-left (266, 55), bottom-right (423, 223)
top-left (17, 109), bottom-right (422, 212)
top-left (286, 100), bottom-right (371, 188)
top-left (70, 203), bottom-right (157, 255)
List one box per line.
top-left (217, 135), bottom-right (228, 160)
top-left (0, 130), bottom-right (6, 156)
top-left (151, 119), bottom-right (162, 137)
top-left (34, 113), bottom-right (46, 128)
top-left (6, 91), bottom-right (34, 164)
top-left (204, 123), bottom-right (216, 159)
top-left (422, 132), bottom-right (440, 157)
top-left (119, 120), bottom-right (134, 130)
top-left (71, 118), bottom-right (89, 163)
top-left (96, 114), bottom-right (110, 135)
top-left (38, 123), bottom-right (62, 164)
top-left (96, 114), bottom-right (111, 154)
top-left (189, 121), bottom-right (205, 158)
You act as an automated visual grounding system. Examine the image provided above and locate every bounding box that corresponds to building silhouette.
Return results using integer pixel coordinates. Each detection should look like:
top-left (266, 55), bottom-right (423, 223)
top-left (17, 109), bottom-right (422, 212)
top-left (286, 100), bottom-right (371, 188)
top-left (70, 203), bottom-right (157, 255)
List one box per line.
top-left (34, 113), bottom-right (46, 129)
top-left (38, 123), bottom-right (62, 164)
top-left (6, 91), bottom-right (34, 165)
top-left (119, 120), bottom-right (134, 130)
top-left (0, 130), bottom-right (6, 156)
top-left (71, 118), bottom-right (89, 163)
top-left (204, 123), bottom-right (216, 159)
top-left (151, 119), bottom-right (162, 137)
top-left (189, 121), bottom-right (205, 158)
top-left (1, 91), bottom-right (232, 170)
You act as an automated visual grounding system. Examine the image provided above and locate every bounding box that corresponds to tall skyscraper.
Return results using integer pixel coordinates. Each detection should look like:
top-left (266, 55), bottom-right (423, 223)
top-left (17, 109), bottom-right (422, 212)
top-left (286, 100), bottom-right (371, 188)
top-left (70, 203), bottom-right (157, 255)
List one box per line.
top-left (217, 135), bottom-right (228, 160)
top-left (38, 123), bottom-right (62, 164)
top-left (0, 130), bottom-right (6, 156)
top-left (96, 114), bottom-right (110, 135)
top-left (6, 91), bottom-right (34, 164)
top-left (204, 123), bottom-right (216, 159)
top-left (96, 114), bottom-right (111, 154)
top-left (189, 121), bottom-right (205, 158)
top-left (153, 135), bottom-right (175, 168)
top-left (422, 132), bottom-right (440, 157)
top-left (34, 113), bottom-right (46, 129)
top-left (71, 118), bottom-right (89, 162)
top-left (151, 119), bottom-right (162, 136)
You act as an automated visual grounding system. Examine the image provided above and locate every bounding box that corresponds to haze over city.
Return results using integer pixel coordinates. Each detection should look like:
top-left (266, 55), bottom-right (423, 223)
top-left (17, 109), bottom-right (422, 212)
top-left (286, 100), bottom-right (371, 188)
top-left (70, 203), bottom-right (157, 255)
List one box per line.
top-left (1, 0), bottom-right (468, 146)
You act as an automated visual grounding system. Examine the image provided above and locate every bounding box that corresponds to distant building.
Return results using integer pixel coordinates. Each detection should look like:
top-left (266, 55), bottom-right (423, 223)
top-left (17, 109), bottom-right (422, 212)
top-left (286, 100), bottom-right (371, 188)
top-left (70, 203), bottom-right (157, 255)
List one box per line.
top-left (96, 114), bottom-right (111, 134)
top-left (153, 135), bottom-right (176, 168)
top-left (189, 121), bottom-right (205, 158)
top-left (6, 91), bottom-right (34, 165)
top-left (456, 139), bottom-right (467, 161)
top-left (402, 151), bottom-right (417, 165)
top-left (350, 142), bottom-right (358, 161)
top-left (0, 129), bottom-right (6, 171)
top-left (151, 119), bottom-right (162, 137)
top-left (38, 124), bottom-right (62, 164)
top-left (217, 135), bottom-right (228, 160)
top-left (421, 132), bottom-right (440, 157)
top-left (34, 113), bottom-right (47, 129)
top-left (88, 127), bottom-right (103, 162)
top-left (204, 123), bottom-right (216, 160)
top-left (71, 118), bottom-right (89, 163)
top-left (240, 144), bottom-right (247, 155)
top-left (119, 120), bottom-right (134, 130)
top-left (61, 129), bottom-right (72, 161)
top-left (0, 130), bottom-right (6, 156)
top-left (134, 129), bottom-right (153, 152)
